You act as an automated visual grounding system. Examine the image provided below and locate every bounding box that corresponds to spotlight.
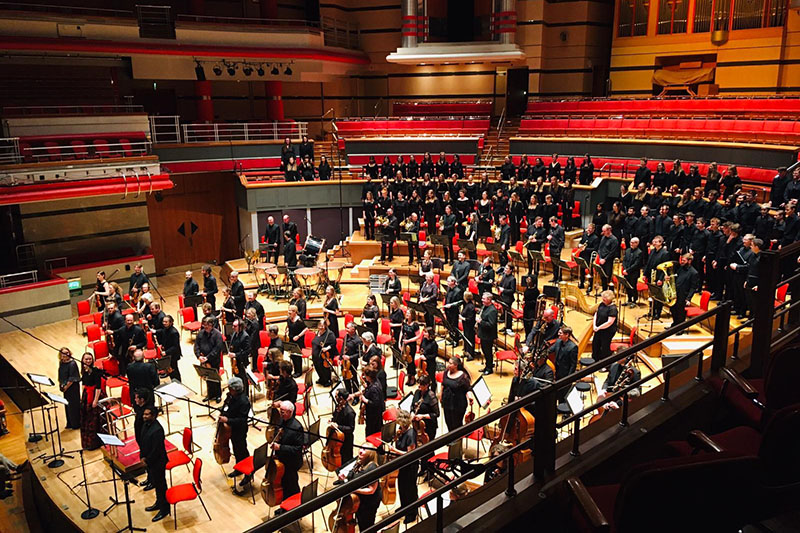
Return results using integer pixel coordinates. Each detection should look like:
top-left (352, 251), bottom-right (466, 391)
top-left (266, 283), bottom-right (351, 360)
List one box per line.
top-left (257, 65), bottom-right (265, 76)
top-left (284, 65), bottom-right (292, 76)
top-left (243, 65), bottom-right (253, 76)
top-left (194, 63), bottom-right (206, 81)
top-left (271, 65), bottom-right (279, 75)
top-left (227, 64), bottom-right (236, 76)
top-left (213, 64), bottom-right (222, 76)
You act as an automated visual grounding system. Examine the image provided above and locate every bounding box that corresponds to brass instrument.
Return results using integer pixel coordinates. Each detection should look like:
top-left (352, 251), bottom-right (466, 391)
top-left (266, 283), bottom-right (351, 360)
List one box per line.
top-left (403, 217), bottom-right (415, 232)
top-left (491, 224), bottom-right (501, 240)
top-left (613, 257), bottom-right (622, 278)
top-left (653, 261), bottom-right (677, 306)
top-left (374, 215), bottom-right (388, 227)
top-left (610, 355), bottom-right (637, 392)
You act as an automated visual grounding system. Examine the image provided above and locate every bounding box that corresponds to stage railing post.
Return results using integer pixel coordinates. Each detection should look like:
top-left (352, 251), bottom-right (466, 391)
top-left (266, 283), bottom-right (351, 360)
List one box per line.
top-left (533, 384), bottom-right (557, 480)
top-left (710, 300), bottom-right (731, 371)
top-left (750, 250), bottom-right (780, 378)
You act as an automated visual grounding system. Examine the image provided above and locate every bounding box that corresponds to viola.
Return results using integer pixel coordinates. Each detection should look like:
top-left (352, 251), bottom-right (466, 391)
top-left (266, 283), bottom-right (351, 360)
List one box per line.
top-left (342, 356), bottom-right (354, 381)
top-left (328, 493), bottom-right (360, 533)
top-left (321, 424), bottom-right (344, 472)
top-left (416, 358), bottom-right (427, 382)
top-left (260, 428), bottom-right (285, 506)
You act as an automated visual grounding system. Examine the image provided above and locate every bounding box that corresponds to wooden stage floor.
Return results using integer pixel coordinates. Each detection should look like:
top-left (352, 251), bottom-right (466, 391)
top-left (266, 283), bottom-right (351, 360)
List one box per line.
top-left (0, 232), bottom-right (752, 532)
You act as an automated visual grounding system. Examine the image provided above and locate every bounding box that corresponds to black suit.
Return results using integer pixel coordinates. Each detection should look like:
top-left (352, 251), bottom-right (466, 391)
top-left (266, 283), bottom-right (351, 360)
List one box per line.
top-left (380, 216), bottom-right (398, 262)
top-left (221, 392), bottom-right (251, 465)
top-left (183, 278), bottom-right (199, 298)
top-left (264, 224), bottom-right (281, 263)
top-left (478, 304), bottom-right (498, 370)
top-left (139, 419), bottom-right (169, 514)
top-left (126, 360), bottom-right (158, 396)
top-left (229, 330), bottom-right (251, 396)
top-left (597, 234), bottom-right (620, 290)
top-left (550, 339), bottom-right (578, 380)
top-left (444, 286), bottom-right (463, 342)
top-left (497, 273), bottom-right (516, 331)
top-left (622, 247), bottom-right (643, 303)
top-left (451, 260), bottom-right (470, 290)
top-left (203, 274), bottom-right (218, 309)
top-left (670, 265), bottom-right (699, 325)
top-left (276, 417), bottom-right (305, 498)
top-left (230, 280), bottom-right (246, 318)
top-left (156, 326), bottom-right (182, 381)
top-left (194, 328), bottom-right (224, 399)
top-left (548, 224), bottom-right (565, 281)
top-left (645, 247), bottom-right (671, 318)
top-left (113, 324), bottom-right (146, 374)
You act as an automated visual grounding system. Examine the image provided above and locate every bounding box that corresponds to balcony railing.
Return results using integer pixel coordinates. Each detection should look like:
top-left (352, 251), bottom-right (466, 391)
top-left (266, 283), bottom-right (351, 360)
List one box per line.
top-left (176, 13), bottom-right (319, 32)
top-left (0, 1), bottom-right (133, 18)
top-left (0, 138), bottom-right (152, 166)
top-left (0, 270), bottom-right (38, 288)
top-left (2, 105), bottom-right (145, 116)
top-left (148, 116), bottom-right (307, 144)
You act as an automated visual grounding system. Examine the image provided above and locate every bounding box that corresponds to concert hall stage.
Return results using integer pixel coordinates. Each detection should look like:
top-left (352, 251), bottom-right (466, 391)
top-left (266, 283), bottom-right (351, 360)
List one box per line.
top-left (0, 232), bottom-right (753, 532)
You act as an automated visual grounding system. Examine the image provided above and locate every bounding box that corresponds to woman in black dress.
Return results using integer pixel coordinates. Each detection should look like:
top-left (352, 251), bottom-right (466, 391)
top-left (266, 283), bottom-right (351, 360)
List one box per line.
top-left (399, 309), bottom-right (421, 387)
top-left (509, 192), bottom-right (524, 243)
top-left (58, 347), bottom-right (81, 430)
top-left (521, 275), bottom-right (540, 336)
top-left (359, 368), bottom-right (385, 436)
top-left (80, 352), bottom-right (105, 450)
top-left (386, 410), bottom-right (418, 524)
top-left (459, 292), bottom-right (476, 361)
top-left (388, 296), bottom-right (405, 368)
top-left (363, 156), bottom-right (379, 180)
top-left (439, 356), bottom-right (471, 432)
top-left (280, 137), bottom-right (294, 169)
top-left (380, 156), bottom-right (394, 179)
top-left (561, 180), bottom-right (575, 230)
top-left (323, 285), bottom-right (340, 338)
top-left (361, 294), bottom-right (380, 338)
top-left (579, 154), bottom-right (594, 185)
top-left (423, 189), bottom-right (440, 234)
top-left (286, 304), bottom-right (308, 376)
top-left (608, 201), bottom-right (626, 240)
top-left (477, 190), bottom-right (492, 239)
top-left (419, 326), bottom-right (439, 391)
top-left (363, 190), bottom-right (376, 240)
top-left (541, 194), bottom-right (558, 222)
top-left (318, 154), bottom-right (332, 181)
top-left (340, 446), bottom-right (382, 531)
top-left (532, 157), bottom-right (546, 181)
top-left (284, 155), bottom-right (299, 182)
top-left (563, 156), bottom-right (577, 183)
top-left (407, 189), bottom-right (422, 219)
top-left (407, 155), bottom-right (419, 179)
top-left (526, 194), bottom-right (542, 226)
top-left (411, 375), bottom-right (440, 442)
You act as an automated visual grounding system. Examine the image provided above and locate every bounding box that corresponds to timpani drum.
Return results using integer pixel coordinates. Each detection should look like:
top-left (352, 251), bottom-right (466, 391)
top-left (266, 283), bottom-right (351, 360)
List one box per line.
top-left (295, 266), bottom-right (322, 298)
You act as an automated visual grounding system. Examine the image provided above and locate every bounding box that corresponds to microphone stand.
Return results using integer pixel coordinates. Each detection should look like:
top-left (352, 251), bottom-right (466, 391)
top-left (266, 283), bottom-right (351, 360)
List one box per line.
top-left (77, 448), bottom-right (100, 519)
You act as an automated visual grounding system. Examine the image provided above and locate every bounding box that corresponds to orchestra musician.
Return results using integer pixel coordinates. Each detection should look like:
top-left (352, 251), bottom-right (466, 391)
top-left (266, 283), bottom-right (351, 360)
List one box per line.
top-left (547, 216), bottom-right (565, 282)
top-left (443, 276), bottom-right (463, 344)
top-left (355, 368), bottom-right (385, 436)
top-left (524, 216), bottom-right (547, 276)
top-left (476, 292), bottom-right (498, 375)
top-left (311, 320), bottom-right (336, 388)
top-left (139, 405), bottom-right (170, 522)
top-left (136, 283), bottom-right (154, 316)
top-left (283, 229), bottom-right (298, 271)
top-left (286, 304), bottom-right (307, 377)
top-left (270, 401), bottom-right (305, 509)
top-left (245, 291), bottom-right (265, 327)
top-left (183, 270), bottom-right (199, 298)
top-left (597, 224), bottom-right (620, 291)
top-left (549, 326), bottom-right (578, 381)
top-left (273, 360), bottom-right (298, 405)
top-left (405, 212), bottom-right (421, 264)
top-left (411, 375), bottom-right (440, 442)
top-left (156, 315), bottom-right (182, 382)
top-left (90, 270), bottom-right (111, 311)
top-left (524, 308), bottom-right (561, 354)
top-left (380, 207), bottom-right (399, 264)
top-left (145, 302), bottom-right (165, 333)
top-left (497, 264), bottom-right (516, 333)
top-left (644, 235), bottom-right (671, 320)
top-left (282, 214), bottom-right (298, 246)
top-left (592, 290), bottom-right (618, 362)
top-left (476, 256), bottom-right (495, 296)
top-left (510, 351), bottom-right (554, 406)
top-left (440, 204), bottom-right (457, 263)
top-left (383, 268), bottom-right (402, 296)
top-left (200, 302), bottom-right (219, 329)
top-left (127, 349), bottom-right (158, 397)
top-left (451, 250), bottom-right (470, 291)
top-left (361, 294), bottom-right (380, 338)
top-left (341, 322), bottom-right (362, 395)
top-left (497, 215), bottom-right (512, 268)
top-left (229, 271), bottom-right (246, 318)
top-left (670, 253), bottom-right (700, 329)
top-left (622, 237), bottom-right (644, 307)
top-left (521, 275), bottom-right (540, 336)
top-left (576, 223), bottom-right (599, 290)
top-left (128, 263), bottom-right (149, 299)
top-left (219, 287), bottom-right (236, 324)
top-left (289, 288), bottom-right (307, 320)
top-left (330, 388), bottom-right (356, 464)
top-left (323, 285), bottom-right (340, 338)
top-left (418, 272), bottom-right (439, 328)
top-left (201, 264), bottom-right (218, 310)
top-left (228, 319), bottom-right (251, 397)
top-left (400, 309), bottom-right (422, 387)
top-left (459, 293), bottom-right (476, 361)
top-left (58, 347), bottom-right (81, 430)
top-left (384, 409), bottom-right (418, 525)
top-left (264, 216), bottom-right (281, 263)
top-left (109, 313), bottom-right (146, 375)
top-left (440, 356), bottom-right (471, 432)
top-left (195, 316), bottom-right (224, 403)
top-left (244, 308), bottom-right (262, 371)
top-left (360, 332), bottom-right (382, 367)
top-left (103, 300), bottom-right (124, 332)
top-left (418, 250), bottom-right (434, 276)
top-left (220, 377), bottom-right (252, 491)
top-left (338, 445), bottom-right (382, 530)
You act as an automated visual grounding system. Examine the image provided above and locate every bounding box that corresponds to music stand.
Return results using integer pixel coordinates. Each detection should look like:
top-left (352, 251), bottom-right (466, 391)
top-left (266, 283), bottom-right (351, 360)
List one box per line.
top-left (304, 318), bottom-right (320, 330)
top-left (430, 234), bottom-right (450, 261)
top-left (528, 249), bottom-right (545, 278)
top-left (508, 250), bottom-right (524, 284)
top-left (613, 274), bottom-right (636, 341)
top-left (27, 373), bottom-right (54, 443)
top-left (353, 324), bottom-right (371, 338)
top-left (193, 364), bottom-right (222, 419)
top-left (406, 300), bottom-right (428, 316)
top-left (550, 256), bottom-right (570, 283)
top-left (485, 242), bottom-right (504, 255)
top-left (379, 292), bottom-right (395, 316)
top-left (283, 341), bottom-right (301, 356)
top-left (40, 392), bottom-right (72, 468)
top-left (155, 381), bottom-right (199, 446)
top-left (409, 273), bottom-right (424, 287)
top-left (99, 433), bottom-right (145, 533)
top-left (574, 255), bottom-right (591, 287)
top-left (184, 295), bottom-right (204, 309)
top-left (457, 239), bottom-right (477, 260)
top-left (592, 262), bottom-right (609, 297)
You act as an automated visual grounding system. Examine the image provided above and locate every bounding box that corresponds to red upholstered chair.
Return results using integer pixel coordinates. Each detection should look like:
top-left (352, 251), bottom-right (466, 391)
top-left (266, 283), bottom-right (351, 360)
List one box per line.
top-left (232, 442), bottom-right (268, 505)
top-left (165, 458), bottom-right (212, 529)
top-left (252, 353), bottom-right (267, 389)
top-left (279, 480), bottom-right (320, 525)
top-left (685, 291), bottom-right (711, 328)
top-left (496, 334), bottom-right (520, 375)
top-left (468, 278), bottom-right (479, 296)
top-left (466, 406), bottom-right (490, 456)
top-left (377, 319), bottom-right (393, 349)
top-left (92, 311), bottom-right (104, 326)
top-left (610, 327), bottom-right (638, 353)
top-left (344, 313), bottom-right (355, 328)
top-left (387, 371), bottom-right (405, 401)
top-left (90, 340), bottom-right (109, 361)
top-left (257, 330), bottom-right (271, 357)
top-left (300, 329), bottom-right (316, 362)
top-left (144, 331), bottom-right (160, 360)
top-left (180, 307), bottom-right (201, 339)
top-left (295, 388), bottom-right (313, 426)
top-left (566, 453), bottom-right (762, 533)
top-left (76, 300), bottom-right (94, 334)
top-left (166, 427), bottom-right (194, 484)
top-left (775, 283), bottom-right (789, 308)
top-left (383, 406), bottom-right (398, 422)
top-left (86, 324), bottom-right (103, 345)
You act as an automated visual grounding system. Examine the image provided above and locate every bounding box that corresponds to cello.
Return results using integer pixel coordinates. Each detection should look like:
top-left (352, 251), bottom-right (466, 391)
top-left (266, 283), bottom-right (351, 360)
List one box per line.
top-left (321, 399), bottom-right (346, 472)
top-left (328, 493), bottom-right (360, 533)
top-left (213, 395), bottom-right (233, 464)
top-left (260, 428), bottom-right (285, 506)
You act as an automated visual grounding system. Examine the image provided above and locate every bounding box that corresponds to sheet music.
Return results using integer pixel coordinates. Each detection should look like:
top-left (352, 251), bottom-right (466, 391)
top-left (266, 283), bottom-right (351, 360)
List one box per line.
top-left (470, 376), bottom-right (492, 408)
top-left (28, 373), bottom-right (55, 387)
top-left (424, 492), bottom-right (452, 517)
top-left (246, 368), bottom-right (262, 392)
top-left (398, 392), bottom-right (414, 412)
top-left (154, 380), bottom-right (194, 401)
top-left (44, 392), bottom-right (69, 405)
top-left (565, 387), bottom-right (583, 415)
top-left (97, 433), bottom-right (125, 447)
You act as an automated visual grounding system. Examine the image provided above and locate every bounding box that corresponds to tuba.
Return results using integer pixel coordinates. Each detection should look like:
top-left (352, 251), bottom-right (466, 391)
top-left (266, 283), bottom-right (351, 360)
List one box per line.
top-left (654, 261), bottom-right (677, 306)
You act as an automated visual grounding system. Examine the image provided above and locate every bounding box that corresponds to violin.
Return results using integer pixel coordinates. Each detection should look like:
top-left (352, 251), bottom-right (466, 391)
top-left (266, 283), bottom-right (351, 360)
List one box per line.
top-left (465, 396), bottom-right (476, 423)
top-left (341, 355), bottom-right (354, 381)
top-left (328, 493), bottom-right (360, 533)
top-left (213, 395), bottom-right (233, 464)
top-left (412, 396), bottom-right (430, 447)
top-left (260, 428), bottom-right (285, 506)
top-left (416, 357), bottom-right (427, 382)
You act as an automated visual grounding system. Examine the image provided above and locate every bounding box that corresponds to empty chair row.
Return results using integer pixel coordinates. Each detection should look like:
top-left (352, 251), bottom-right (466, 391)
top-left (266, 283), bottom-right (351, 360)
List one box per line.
top-left (526, 97), bottom-right (800, 117)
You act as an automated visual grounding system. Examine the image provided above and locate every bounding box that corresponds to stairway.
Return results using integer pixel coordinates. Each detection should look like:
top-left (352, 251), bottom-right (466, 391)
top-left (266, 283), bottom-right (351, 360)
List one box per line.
top-left (482, 117), bottom-right (518, 168)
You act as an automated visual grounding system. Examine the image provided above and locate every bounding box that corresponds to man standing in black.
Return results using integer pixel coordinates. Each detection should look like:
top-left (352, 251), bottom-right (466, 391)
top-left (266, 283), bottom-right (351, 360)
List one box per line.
top-left (547, 216), bottom-right (565, 282)
top-left (597, 224), bottom-right (620, 291)
top-left (440, 204), bottom-right (457, 263)
top-left (476, 256), bottom-right (495, 296)
top-left (497, 214), bottom-right (512, 268)
top-left (443, 276), bottom-right (463, 345)
top-left (644, 236), bottom-right (671, 320)
top-left (688, 217), bottom-right (710, 294)
top-left (156, 315), bottom-right (182, 382)
top-left (128, 263), bottom-right (150, 299)
top-left (550, 326), bottom-right (578, 380)
top-left (127, 349), bottom-right (158, 397)
top-left (110, 314), bottom-right (146, 375)
top-left (183, 270), bottom-right (199, 298)
top-left (264, 216), bottom-right (281, 263)
top-left (497, 264), bottom-right (516, 333)
top-left (272, 401), bottom-right (305, 506)
top-left (201, 264), bottom-right (218, 310)
top-left (380, 208), bottom-right (399, 263)
top-left (140, 406), bottom-right (170, 522)
top-left (282, 214), bottom-right (298, 246)
top-left (341, 322), bottom-right (362, 396)
top-left (576, 223), bottom-right (599, 290)
top-left (476, 292), bottom-right (498, 375)
top-left (525, 216), bottom-right (547, 276)
top-left (621, 237), bottom-right (643, 307)
top-left (220, 377), bottom-right (253, 490)
top-left (195, 317), bottom-right (224, 402)
top-left (228, 319), bottom-right (251, 397)
top-left (245, 291), bottom-right (265, 327)
top-left (103, 300), bottom-right (124, 332)
top-left (405, 212), bottom-right (421, 265)
top-left (450, 250), bottom-right (471, 291)
top-left (670, 253), bottom-right (699, 329)
top-left (229, 271), bottom-right (246, 318)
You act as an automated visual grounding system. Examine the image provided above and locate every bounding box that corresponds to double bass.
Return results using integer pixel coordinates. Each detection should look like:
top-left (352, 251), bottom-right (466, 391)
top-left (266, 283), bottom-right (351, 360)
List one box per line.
top-left (213, 395), bottom-right (233, 464)
top-left (260, 428), bottom-right (285, 506)
top-left (321, 400), bottom-right (345, 472)
top-left (328, 493), bottom-right (360, 533)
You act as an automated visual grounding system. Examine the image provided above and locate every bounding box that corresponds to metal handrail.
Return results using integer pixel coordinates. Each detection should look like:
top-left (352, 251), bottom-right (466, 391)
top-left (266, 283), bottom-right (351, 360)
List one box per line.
top-left (181, 122), bottom-right (308, 143)
top-left (3, 140), bottom-right (151, 165)
top-left (3, 104), bottom-right (144, 116)
top-left (497, 106), bottom-right (507, 142)
top-left (260, 302), bottom-right (731, 532)
top-left (0, 269), bottom-right (38, 288)
top-left (176, 14), bottom-right (319, 30)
